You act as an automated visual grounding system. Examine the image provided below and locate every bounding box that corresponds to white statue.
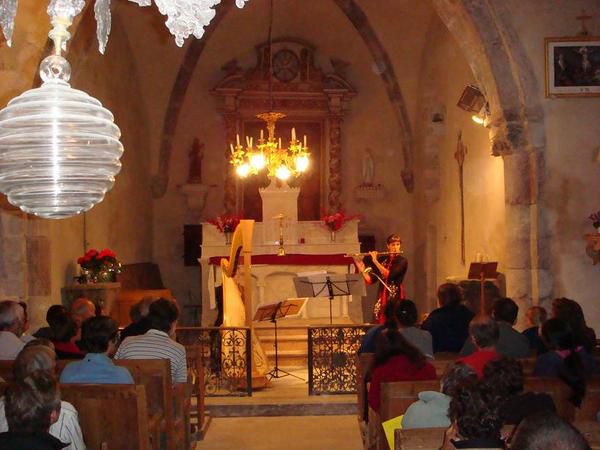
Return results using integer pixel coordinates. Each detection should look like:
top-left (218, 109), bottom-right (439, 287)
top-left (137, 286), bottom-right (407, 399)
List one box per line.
top-left (362, 148), bottom-right (375, 186)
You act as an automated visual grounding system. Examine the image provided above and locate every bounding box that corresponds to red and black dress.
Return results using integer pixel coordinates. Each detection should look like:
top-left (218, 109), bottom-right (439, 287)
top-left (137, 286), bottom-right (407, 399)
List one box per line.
top-left (363, 254), bottom-right (408, 323)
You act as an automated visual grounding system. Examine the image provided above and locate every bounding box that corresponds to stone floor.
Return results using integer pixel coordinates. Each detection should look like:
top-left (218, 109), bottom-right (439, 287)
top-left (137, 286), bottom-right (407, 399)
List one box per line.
top-left (197, 368), bottom-right (363, 449)
top-left (195, 415), bottom-right (363, 450)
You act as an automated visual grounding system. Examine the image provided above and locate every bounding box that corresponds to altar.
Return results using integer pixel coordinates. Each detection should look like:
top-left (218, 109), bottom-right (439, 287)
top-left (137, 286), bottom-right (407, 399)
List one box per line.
top-left (199, 218), bottom-right (360, 326)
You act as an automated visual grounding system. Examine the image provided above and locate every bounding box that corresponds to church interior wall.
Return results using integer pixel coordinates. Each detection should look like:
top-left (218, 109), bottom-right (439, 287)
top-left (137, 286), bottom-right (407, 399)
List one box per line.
top-left (412, 16), bottom-right (506, 314)
top-left (503, 0), bottom-right (600, 331)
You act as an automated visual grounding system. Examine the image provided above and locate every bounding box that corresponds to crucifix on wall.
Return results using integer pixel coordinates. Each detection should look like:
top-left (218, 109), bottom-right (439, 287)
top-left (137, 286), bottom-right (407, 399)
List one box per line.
top-left (454, 131), bottom-right (468, 265)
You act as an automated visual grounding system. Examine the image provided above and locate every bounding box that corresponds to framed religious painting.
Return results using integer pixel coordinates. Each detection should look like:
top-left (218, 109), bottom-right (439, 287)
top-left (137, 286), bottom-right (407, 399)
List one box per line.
top-left (545, 36), bottom-right (600, 97)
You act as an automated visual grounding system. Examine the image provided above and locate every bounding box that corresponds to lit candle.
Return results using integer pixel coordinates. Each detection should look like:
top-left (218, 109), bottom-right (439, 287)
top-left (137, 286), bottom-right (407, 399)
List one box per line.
top-left (303, 135), bottom-right (307, 148)
top-left (250, 137), bottom-right (253, 148)
top-left (236, 134), bottom-right (240, 146)
top-left (246, 136), bottom-right (250, 147)
top-left (230, 143), bottom-right (234, 154)
top-left (291, 127), bottom-right (296, 142)
top-left (260, 129), bottom-right (264, 140)
top-left (279, 138), bottom-right (282, 149)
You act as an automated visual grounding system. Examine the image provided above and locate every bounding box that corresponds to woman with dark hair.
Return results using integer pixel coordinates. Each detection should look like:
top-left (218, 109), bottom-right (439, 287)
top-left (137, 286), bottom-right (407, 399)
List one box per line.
top-left (354, 234), bottom-right (408, 323)
top-left (421, 283), bottom-right (474, 353)
top-left (396, 300), bottom-right (433, 359)
top-left (552, 298), bottom-right (596, 353)
top-left (367, 327), bottom-right (436, 412)
top-left (441, 380), bottom-right (505, 449)
top-left (49, 313), bottom-right (84, 359)
top-left (534, 318), bottom-right (598, 407)
top-left (483, 357), bottom-right (555, 425)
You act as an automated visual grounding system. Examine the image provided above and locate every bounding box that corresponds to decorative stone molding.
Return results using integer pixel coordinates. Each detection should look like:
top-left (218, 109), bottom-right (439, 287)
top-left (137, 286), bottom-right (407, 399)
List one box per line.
top-left (212, 38), bottom-right (356, 215)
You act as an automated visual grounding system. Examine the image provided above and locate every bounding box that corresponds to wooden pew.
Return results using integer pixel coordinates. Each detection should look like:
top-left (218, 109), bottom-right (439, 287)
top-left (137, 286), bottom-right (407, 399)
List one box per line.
top-left (184, 344), bottom-right (206, 434)
top-left (575, 377), bottom-right (600, 422)
top-left (357, 353), bottom-right (375, 420)
top-left (523, 377), bottom-right (574, 421)
top-left (393, 427), bottom-right (446, 450)
top-left (60, 384), bottom-right (151, 450)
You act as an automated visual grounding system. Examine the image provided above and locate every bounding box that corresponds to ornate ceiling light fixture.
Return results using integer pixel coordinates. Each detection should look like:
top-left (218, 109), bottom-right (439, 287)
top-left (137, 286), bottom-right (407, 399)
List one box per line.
top-left (0, 0), bottom-right (123, 219)
top-left (229, 0), bottom-right (310, 182)
top-left (1, 0), bottom-right (250, 53)
top-left (0, 0), bottom-right (250, 219)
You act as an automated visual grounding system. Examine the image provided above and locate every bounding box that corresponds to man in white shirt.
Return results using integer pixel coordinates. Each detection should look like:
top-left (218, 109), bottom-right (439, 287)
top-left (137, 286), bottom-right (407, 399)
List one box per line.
top-left (0, 300), bottom-right (25, 360)
top-left (116, 298), bottom-right (187, 383)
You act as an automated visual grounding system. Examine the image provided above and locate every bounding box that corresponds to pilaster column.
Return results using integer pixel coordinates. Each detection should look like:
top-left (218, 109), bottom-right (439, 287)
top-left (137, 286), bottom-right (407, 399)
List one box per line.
top-left (328, 115), bottom-right (343, 211)
top-left (223, 113), bottom-right (238, 214)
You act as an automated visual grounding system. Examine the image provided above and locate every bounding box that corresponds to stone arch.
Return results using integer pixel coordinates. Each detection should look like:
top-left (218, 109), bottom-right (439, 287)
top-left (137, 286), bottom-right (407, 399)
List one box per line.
top-left (150, 0), bottom-right (417, 196)
top-left (431, 0), bottom-right (550, 305)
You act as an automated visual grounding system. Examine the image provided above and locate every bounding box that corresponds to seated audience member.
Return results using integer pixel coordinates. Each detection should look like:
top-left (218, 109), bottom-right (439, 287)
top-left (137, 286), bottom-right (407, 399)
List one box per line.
top-left (60, 316), bottom-right (133, 384)
top-left (461, 297), bottom-right (530, 358)
top-left (522, 306), bottom-right (548, 354)
top-left (120, 296), bottom-right (158, 341)
top-left (441, 380), bottom-right (505, 450)
top-left (17, 301), bottom-right (35, 344)
top-left (359, 298), bottom-right (400, 354)
top-left (396, 300), bottom-right (433, 359)
top-left (115, 298), bottom-right (188, 383)
top-left (367, 327), bottom-right (436, 413)
top-left (534, 318), bottom-right (597, 407)
top-left (50, 313), bottom-right (84, 359)
top-left (552, 297), bottom-right (596, 353)
top-left (457, 316), bottom-right (500, 378)
top-left (0, 300), bottom-right (26, 359)
top-left (70, 297), bottom-right (96, 331)
top-left (33, 305), bottom-right (67, 340)
top-left (0, 345), bottom-right (85, 450)
top-left (0, 372), bottom-right (67, 450)
top-left (510, 411), bottom-right (591, 450)
top-left (403, 362), bottom-right (476, 429)
top-left (483, 357), bottom-right (555, 425)
top-left (421, 283), bottom-right (474, 353)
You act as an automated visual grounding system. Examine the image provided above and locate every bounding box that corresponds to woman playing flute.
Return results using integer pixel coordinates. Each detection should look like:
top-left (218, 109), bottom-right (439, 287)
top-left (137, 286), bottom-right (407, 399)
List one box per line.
top-left (353, 234), bottom-right (408, 323)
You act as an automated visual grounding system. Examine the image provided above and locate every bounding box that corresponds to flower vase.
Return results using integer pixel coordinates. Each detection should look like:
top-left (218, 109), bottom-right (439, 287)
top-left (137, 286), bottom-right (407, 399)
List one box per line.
top-left (225, 231), bottom-right (233, 245)
top-left (330, 230), bottom-right (336, 242)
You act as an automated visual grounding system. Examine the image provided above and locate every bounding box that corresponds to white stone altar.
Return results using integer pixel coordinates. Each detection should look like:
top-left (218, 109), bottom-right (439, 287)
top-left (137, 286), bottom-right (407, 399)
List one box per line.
top-left (200, 219), bottom-right (360, 326)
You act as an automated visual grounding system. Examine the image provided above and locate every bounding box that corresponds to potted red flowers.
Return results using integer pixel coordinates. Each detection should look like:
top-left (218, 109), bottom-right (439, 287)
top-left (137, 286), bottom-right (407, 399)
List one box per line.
top-left (321, 210), bottom-right (359, 241)
top-left (207, 214), bottom-right (242, 244)
top-left (77, 248), bottom-right (121, 284)
top-left (590, 210), bottom-right (600, 233)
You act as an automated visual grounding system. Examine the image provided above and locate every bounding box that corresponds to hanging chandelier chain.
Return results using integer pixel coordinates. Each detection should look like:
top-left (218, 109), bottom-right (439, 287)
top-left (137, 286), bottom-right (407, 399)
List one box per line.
top-left (268, 0), bottom-right (274, 112)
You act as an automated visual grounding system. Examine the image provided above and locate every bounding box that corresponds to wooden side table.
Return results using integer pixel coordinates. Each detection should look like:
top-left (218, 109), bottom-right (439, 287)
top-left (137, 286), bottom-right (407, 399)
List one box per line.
top-left (584, 233), bottom-right (600, 265)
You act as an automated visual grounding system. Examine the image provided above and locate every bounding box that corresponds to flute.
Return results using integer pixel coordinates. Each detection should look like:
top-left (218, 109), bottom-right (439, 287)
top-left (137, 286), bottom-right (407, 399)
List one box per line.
top-left (344, 251), bottom-right (404, 257)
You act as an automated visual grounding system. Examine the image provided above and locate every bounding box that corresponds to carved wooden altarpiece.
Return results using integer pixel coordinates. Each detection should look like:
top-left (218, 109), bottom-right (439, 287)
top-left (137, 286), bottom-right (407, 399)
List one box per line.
top-left (212, 38), bottom-right (356, 220)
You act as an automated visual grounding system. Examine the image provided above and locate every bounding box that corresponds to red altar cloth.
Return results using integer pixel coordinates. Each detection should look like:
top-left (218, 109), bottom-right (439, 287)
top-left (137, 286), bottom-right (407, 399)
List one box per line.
top-left (208, 253), bottom-right (355, 266)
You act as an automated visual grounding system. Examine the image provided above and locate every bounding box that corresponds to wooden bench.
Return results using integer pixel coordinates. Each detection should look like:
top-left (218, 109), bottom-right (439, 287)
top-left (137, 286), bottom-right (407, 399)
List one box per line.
top-left (61, 384), bottom-right (151, 450)
top-left (184, 344), bottom-right (206, 434)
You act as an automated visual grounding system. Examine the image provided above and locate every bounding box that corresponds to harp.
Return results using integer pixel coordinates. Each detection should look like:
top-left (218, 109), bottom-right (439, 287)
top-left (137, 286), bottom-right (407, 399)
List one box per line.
top-left (220, 219), bottom-right (269, 387)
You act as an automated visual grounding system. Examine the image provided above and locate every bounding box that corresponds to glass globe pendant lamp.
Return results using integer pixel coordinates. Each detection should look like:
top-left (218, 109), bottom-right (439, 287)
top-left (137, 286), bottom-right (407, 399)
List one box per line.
top-left (0, 5), bottom-right (123, 219)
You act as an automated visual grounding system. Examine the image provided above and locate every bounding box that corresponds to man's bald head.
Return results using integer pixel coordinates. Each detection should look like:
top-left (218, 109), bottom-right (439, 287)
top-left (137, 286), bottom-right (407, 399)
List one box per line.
top-left (70, 297), bottom-right (96, 324)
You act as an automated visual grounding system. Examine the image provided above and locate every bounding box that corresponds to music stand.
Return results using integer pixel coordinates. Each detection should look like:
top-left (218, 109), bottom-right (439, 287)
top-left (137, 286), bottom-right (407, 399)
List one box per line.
top-left (468, 262), bottom-right (498, 314)
top-left (254, 299), bottom-right (306, 381)
top-left (294, 273), bottom-right (364, 324)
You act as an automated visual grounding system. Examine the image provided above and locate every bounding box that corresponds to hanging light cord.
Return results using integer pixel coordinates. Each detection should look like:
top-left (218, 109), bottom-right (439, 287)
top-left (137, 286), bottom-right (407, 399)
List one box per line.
top-left (268, 0), bottom-right (274, 112)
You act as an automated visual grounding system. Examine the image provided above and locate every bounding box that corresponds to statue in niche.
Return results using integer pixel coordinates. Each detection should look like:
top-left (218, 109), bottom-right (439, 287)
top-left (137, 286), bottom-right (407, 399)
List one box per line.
top-left (187, 138), bottom-right (204, 184)
top-left (361, 148), bottom-right (375, 187)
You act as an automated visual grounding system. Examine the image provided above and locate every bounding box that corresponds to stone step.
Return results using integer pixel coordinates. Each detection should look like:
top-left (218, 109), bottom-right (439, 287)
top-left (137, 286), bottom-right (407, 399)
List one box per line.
top-left (264, 349), bottom-right (307, 367)
top-left (206, 401), bottom-right (356, 417)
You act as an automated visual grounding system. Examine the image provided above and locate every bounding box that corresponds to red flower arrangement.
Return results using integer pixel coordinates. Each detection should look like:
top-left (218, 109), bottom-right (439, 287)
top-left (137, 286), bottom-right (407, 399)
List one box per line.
top-left (590, 210), bottom-right (600, 229)
top-left (321, 210), bottom-right (359, 232)
top-left (77, 248), bottom-right (121, 283)
top-left (207, 214), bottom-right (242, 233)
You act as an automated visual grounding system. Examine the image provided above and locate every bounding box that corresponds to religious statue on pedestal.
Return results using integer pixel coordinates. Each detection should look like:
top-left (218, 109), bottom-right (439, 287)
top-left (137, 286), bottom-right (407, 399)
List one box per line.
top-left (187, 138), bottom-right (204, 184)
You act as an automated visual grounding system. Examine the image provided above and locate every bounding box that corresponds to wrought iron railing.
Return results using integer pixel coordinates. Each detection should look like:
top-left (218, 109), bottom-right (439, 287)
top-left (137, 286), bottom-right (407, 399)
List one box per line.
top-left (307, 325), bottom-right (370, 395)
top-left (177, 326), bottom-right (252, 397)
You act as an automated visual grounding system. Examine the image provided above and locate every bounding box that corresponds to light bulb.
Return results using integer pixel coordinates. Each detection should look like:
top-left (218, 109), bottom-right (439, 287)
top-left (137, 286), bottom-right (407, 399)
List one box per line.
top-left (472, 114), bottom-right (485, 125)
top-left (275, 165), bottom-right (291, 181)
top-left (236, 163), bottom-right (250, 177)
top-left (295, 155), bottom-right (309, 172)
top-left (249, 152), bottom-right (266, 170)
